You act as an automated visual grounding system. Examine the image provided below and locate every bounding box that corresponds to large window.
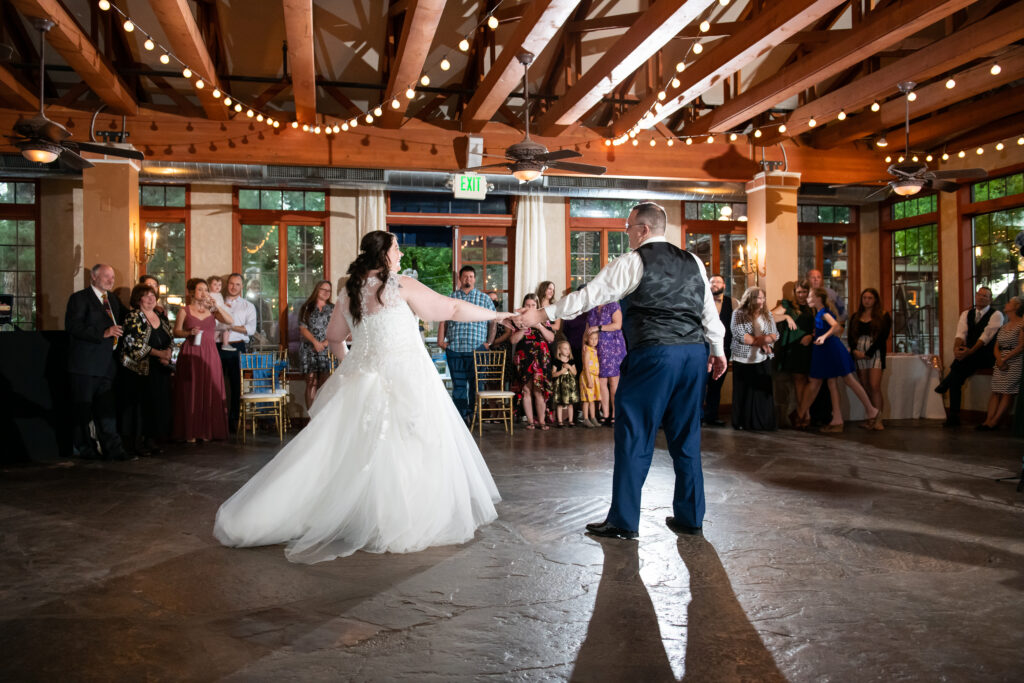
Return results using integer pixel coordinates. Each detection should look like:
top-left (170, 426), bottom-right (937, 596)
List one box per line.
top-left (140, 185), bottom-right (188, 320)
top-left (567, 199), bottom-right (634, 289)
top-left (890, 224), bottom-right (940, 354)
top-left (0, 181), bottom-right (38, 330)
top-left (891, 195), bottom-right (937, 221)
top-left (236, 189), bottom-right (328, 366)
top-left (971, 208), bottom-right (1023, 306)
top-left (797, 205), bottom-right (858, 310)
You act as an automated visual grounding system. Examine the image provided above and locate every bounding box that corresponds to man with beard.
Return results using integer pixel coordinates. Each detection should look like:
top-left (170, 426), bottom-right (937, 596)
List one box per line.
top-left (702, 274), bottom-right (736, 427)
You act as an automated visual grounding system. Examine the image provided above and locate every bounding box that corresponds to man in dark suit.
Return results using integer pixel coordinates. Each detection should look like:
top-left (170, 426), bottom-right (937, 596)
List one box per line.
top-left (65, 263), bottom-right (129, 460)
top-left (702, 274), bottom-right (735, 427)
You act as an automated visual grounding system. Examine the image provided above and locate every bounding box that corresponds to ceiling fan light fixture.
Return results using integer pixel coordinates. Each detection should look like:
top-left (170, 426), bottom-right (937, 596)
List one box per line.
top-left (512, 165), bottom-right (542, 183)
top-left (892, 179), bottom-right (924, 196)
top-left (20, 141), bottom-right (60, 164)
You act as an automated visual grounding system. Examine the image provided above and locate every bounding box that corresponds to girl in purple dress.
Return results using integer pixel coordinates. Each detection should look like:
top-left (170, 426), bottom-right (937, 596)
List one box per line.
top-left (585, 301), bottom-right (626, 424)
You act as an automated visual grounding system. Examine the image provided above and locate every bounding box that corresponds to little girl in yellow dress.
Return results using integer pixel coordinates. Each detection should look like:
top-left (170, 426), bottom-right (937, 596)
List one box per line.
top-left (580, 330), bottom-right (602, 428)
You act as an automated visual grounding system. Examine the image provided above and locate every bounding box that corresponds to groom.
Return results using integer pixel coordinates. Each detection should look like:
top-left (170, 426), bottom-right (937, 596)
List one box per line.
top-left (515, 202), bottom-right (726, 539)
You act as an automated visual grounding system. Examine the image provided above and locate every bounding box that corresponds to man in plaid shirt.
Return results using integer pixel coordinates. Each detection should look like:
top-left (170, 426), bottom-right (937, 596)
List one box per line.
top-left (438, 265), bottom-right (496, 421)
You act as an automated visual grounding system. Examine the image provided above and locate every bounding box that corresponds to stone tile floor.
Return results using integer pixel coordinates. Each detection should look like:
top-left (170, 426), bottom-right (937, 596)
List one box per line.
top-left (1, 421), bottom-right (1021, 681)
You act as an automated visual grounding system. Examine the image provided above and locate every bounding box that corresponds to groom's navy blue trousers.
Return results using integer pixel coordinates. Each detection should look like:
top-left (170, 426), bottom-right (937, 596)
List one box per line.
top-left (606, 343), bottom-right (708, 533)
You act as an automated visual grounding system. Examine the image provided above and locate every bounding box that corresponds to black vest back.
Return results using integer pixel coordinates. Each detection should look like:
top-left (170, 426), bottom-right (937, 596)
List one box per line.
top-left (621, 241), bottom-right (706, 350)
top-left (719, 293), bottom-right (734, 360)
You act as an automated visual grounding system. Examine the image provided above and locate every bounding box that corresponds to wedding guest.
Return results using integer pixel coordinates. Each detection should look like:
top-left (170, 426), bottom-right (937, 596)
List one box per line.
top-left (730, 286), bottom-right (779, 431)
top-left (65, 264), bottom-right (130, 460)
top-left (298, 280), bottom-right (335, 410)
top-left (579, 329), bottom-right (602, 428)
top-left (438, 266), bottom-right (497, 422)
top-left (173, 278), bottom-right (234, 443)
top-left (934, 286), bottom-right (1003, 427)
top-left (561, 285), bottom-right (588, 371)
top-left (794, 288), bottom-right (879, 433)
top-left (586, 301), bottom-right (626, 425)
top-left (138, 274), bottom-right (167, 317)
top-left (206, 275), bottom-right (232, 350)
top-left (807, 268), bottom-right (846, 322)
top-left (550, 340), bottom-right (579, 427)
top-left (702, 274), bottom-right (735, 427)
top-left (218, 273), bottom-right (258, 431)
top-left (848, 288), bottom-right (892, 430)
top-left (512, 293), bottom-right (555, 429)
top-left (772, 280), bottom-right (815, 425)
top-left (118, 284), bottom-right (174, 454)
top-left (537, 280), bottom-right (562, 333)
top-left (977, 296), bottom-right (1024, 431)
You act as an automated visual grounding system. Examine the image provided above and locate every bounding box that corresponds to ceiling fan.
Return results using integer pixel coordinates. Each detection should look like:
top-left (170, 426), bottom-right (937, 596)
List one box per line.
top-left (9, 18), bottom-right (144, 170)
top-left (831, 81), bottom-right (985, 199)
top-left (456, 51), bottom-right (606, 182)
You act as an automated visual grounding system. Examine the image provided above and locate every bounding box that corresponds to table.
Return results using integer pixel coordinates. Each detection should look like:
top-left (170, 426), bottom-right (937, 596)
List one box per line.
top-left (841, 353), bottom-right (946, 420)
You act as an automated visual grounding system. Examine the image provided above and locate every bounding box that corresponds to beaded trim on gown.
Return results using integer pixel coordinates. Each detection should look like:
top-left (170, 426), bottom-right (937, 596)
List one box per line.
top-left (214, 275), bottom-right (500, 564)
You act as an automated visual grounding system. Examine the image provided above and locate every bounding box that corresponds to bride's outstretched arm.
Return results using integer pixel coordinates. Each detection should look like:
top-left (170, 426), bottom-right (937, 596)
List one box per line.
top-left (325, 303), bottom-right (351, 359)
top-left (400, 276), bottom-right (510, 323)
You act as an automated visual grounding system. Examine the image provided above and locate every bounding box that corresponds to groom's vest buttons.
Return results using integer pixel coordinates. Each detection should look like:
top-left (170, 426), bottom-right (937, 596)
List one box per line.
top-left (621, 242), bottom-right (706, 351)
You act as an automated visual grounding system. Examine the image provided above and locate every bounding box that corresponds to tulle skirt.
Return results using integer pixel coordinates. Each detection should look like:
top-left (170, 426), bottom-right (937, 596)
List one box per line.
top-left (213, 347), bottom-right (500, 564)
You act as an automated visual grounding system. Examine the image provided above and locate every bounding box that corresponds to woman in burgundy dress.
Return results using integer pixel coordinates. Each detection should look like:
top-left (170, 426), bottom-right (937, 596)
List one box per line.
top-left (585, 301), bottom-right (626, 425)
top-left (173, 278), bottom-right (235, 443)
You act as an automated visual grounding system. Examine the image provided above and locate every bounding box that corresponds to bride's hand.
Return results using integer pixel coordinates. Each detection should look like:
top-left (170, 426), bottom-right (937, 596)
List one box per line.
top-left (494, 311), bottom-right (517, 330)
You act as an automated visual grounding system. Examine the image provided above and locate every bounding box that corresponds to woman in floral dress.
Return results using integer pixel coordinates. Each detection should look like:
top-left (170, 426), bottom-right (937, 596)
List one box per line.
top-left (512, 293), bottom-right (555, 429)
top-left (298, 280), bottom-right (335, 410)
top-left (585, 301), bottom-right (626, 424)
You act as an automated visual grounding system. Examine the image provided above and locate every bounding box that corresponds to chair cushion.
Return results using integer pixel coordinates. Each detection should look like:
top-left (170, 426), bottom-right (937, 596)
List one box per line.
top-left (478, 390), bottom-right (515, 398)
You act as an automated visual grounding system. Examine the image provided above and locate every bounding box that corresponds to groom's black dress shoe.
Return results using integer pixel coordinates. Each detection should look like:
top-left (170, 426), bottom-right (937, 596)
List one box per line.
top-left (665, 517), bottom-right (703, 536)
top-left (585, 521), bottom-right (638, 540)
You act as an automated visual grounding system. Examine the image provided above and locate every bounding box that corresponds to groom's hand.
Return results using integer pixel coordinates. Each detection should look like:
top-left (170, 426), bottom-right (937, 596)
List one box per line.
top-left (515, 307), bottom-right (548, 330)
top-left (708, 355), bottom-right (727, 380)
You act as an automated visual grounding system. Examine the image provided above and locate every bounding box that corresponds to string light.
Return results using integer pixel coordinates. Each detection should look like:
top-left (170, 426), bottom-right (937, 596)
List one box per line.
top-left (302, 124), bottom-right (309, 131)
top-left (706, 135), bottom-right (714, 144)
top-left (440, 58), bottom-right (451, 71)
top-left (341, 123), bottom-right (349, 131)
top-left (405, 88), bottom-right (416, 99)
top-left (365, 113), bottom-right (374, 123)
top-left (884, 156), bottom-right (892, 163)
top-left (945, 78), bottom-right (956, 89)
top-left (958, 150), bottom-right (966, 158)
top-left (420, 74), bottom-right (431, 86)
top-left (657, 91), bottom-right (666, 101)
top-left (459, 39), bottom-right (470, 52)
top-left (98, 0), bottom-right (111, 10)
top-left (976, 147), bottom-right (984, 155)
top-left (212, 89), bottom-right (221, 98)
top-left (676, 62), bottom-right (685, 72)
top-left (182, 67), bottom-right (192, 79)
top-left (391, 99), bottom-right (401, 109)
top-left (778, 123), bottom-right (787, 133)
top-left (604, 139), bottom-right (612, 146)
top-left (671, 77), bottom-right (680, 88)
top-left (233, 103), bottom-right (242, 112)
top-left (808, 117), bottom-right (817, 127)
top-left (753, 129), bottom-right (762, 138)
top-left (666, 138), bottom-right (674, 147)
top-left (907, 92), bottom-right (917, 102)
top-left (649, 139), bottom-right (656, 147)
top-left (160, 53), bottom-right (170, 65)
top-left (373, 105), bottom-right (383, 117)
top-left (1018, 137), bottom-right (1024, 145)
top-left (246, 109), bottom-right (254, 118)
top-left (941, 152), bottom-right (949, 160)
top-left (925, 154), bottom-right (933, 162)
top-left (991, 63), bottom-right (1001, 75)
top-left (871, 101), bottom-right (880, 112)
top-left (632, 138), bottom-right (639, 146)
top-left (699, 21), bottom-right (711, 32)
top-left (195, 79), bottom-right (204, 89)
top-left (291, 121), bottom-right (299, 129)
top-left (222, 97), bottom-right (232, 107)
top-left (897, 155), bottom-right (904, 162)
top-left (123, 20), bottom-right (134, 32)
top-left (487, 15), bottom-right (499, 30)
top-left (996, 142), bottom-right (1004, 151)
top-left (685, 137), bottom-right (693, 145)
top-left (255, 113), bottom-right (263, 122)
top-left (692, 43), bottom-right (703, 54)
top-left (729, 133), bottom-right (738, 141)
top-left (144, 38), bottom-right (154, 51)
top-left (837, 110), bottom-right (846, 121)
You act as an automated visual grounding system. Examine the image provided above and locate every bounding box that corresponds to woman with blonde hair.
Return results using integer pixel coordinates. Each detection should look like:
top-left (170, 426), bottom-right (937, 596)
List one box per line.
top-left (794, 288), bottom-right (879, 432)
top-left (977, 296), bottom-right (1024, 431)
top-left (730, 286), bottom-right (779, 430)
top-left (536, 280), bottom-right (562, 333)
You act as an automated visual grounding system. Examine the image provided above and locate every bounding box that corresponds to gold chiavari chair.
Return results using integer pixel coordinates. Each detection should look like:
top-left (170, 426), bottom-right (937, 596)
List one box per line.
top-left (471, 349), bottom-right (515, 437)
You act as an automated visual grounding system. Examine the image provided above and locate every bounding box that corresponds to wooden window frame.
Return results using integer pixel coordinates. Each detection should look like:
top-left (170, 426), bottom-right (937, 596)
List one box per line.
top-left (0, 179), bottom-right (40, 329)
top-left (880, 194), bottom-right (940, 354)
top-left (139, 184), bottom-right (190, 284)
top-left (565, 202), bottom-right (637, 290)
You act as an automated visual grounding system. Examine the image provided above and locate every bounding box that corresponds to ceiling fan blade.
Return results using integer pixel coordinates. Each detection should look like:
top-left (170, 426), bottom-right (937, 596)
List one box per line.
top-left (58, 148), bottom-right (93, 170)
top-left (929, 179), bottom-right (958, 192)
top-left (72, 141), bottom-right (145, 160)
top-left (459, 163), bottom-right (512, 172)
top-left (864, 184), bottom-right (893, 200)
top-left (547, 160), bottom-right (607, 175)
top-left (927, 168), bottom-right (987, 180)
top-left (828, 179), bottom-right (890, 188)
top-left (536, 149), bottom-right (582, 163)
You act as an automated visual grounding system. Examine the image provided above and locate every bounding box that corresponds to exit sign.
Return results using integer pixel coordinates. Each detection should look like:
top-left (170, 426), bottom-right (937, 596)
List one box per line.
top-left (452, 173), bottom-right (487, 200)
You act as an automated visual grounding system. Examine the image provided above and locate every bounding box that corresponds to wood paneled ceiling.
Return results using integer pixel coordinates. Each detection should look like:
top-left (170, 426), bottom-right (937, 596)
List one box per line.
top-left (0, 0), bottom-right (1021, 183)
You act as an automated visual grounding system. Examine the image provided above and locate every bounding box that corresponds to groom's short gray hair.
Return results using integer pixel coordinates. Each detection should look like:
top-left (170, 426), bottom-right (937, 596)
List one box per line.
top-left (632, 202), bottom-right (667, 234)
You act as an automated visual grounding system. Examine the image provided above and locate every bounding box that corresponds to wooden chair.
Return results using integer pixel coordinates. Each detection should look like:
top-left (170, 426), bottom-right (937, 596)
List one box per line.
top-left (239, 352), bottom-right (287, 442)
top-left (272, 348), bottom-right (292, 431)
top-left (470, 349), bottom-right (515, 437)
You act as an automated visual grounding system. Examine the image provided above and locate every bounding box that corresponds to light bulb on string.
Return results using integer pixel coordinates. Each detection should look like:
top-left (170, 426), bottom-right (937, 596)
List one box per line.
top-left (941, 152), bottom-right (949, 160)
top-left (212, 89), bottom-right (221, 99)
top-left (976, 147), bottom-right (984, 155)
top-left (685, 137), bottom-right (693, 145)
top-left (256, 113), bottom-right (263, 122)
top-left (440, 58), bottom-right (451, 71)
top-left (699, 21), bottom-right (710, 32)
top-left (420, 75), bottom-right (430, 86)
top-left (604, 139), bottom-right (612, 146)
top-left (667, 138), bottom-right (674, 147)
top-left (649, 139), bottom-right (656, 147)
top-left (123, 20), bottom-right (134, 33)
top-left (945, 78), bottom-right (955, 89)
top-left (273, 121), bottom-right (280, 128)
top-left (487, 15), bottom-right (499, 30)
top-left (233, 103), bottom-right (242, 112)
top-left (98, 0), bottom-right (111, 10)
top-left (991, 63), bottom-right (1001, 75)
top-left (692, 43), bottom-right (703, 54)
top-left (391, 99), bottom-right (401, 109)
top-left (291, 121), bottom-right (299, 129)
top-left (302, 124), bottom-right (309, 131)
top-left (907, 91), bottom-right (917, 102)
top-left (671, 77), bottom-right (680, 88)
top-left (837, 110), bottom-right (846, 121)
top-left (246, 109), bottom-right (254, 118)
top-left (342, 123), bottom-right (349, 131)
top-left (729, 132), bottom-right (737, 141)
top-left (160, 53), bottom-right (170, 65)
top-left (996, 141), bottom-right (1004, 151)
top-left (706, 135), bottom-right (714, 144)
top-left (365, 113), bottom-right (374, 123)
top-left (897, 155), bottom-right (904, 162)
top-left (314, 126), bottom-right (321, 134)
top-left (871, 101), bottom-right (880, 112)
top-left (350, 119), bottom-right (358, 128)
top-left (223, 97), bottom-right (232, 107)
top-left (676, 62), bottom-right (685, 72)
top-left (719, 0), bottom-right (729, 5)
top-left (373, 106), bottom-right (383, 117)
top-left (459, 39), bottom-right (470, 52)
top-left (182, 67), bottom-right (192, 79)
top-left (1017, 137), bottom-right (1024, 145)
top-left (925, 154), bottom-right (933, 162)
top-left (778, 123), bottom-right (787, 133)
top-left (195, 79), bottom-right (204, 89)
top-left (911, 155), bottom-right (918, 162)
top-left (657, 91), bottom-right (666, 101)
top-left (808, 117), bottom-right (817, 127)
top-left (753, 129), bottom-right (762, 138)
top-left (885, 156), bottom-right (892, 163)
top-left (144, 39), bottom-right (155, 51)
top-left (405, 88), bottom-right (416, 99)
top-left (632, 138), bottom-right (639, 147)
top-left (957, 150), bottom-right (966, 158)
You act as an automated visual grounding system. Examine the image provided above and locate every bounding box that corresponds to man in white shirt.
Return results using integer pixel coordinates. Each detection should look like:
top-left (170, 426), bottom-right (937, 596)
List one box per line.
top-left (934, 286), bottom-right (1004, 426)
top-left (218, 272), bottom-right (258, 431)
top-left (515, 202), bottom-right (726, 540)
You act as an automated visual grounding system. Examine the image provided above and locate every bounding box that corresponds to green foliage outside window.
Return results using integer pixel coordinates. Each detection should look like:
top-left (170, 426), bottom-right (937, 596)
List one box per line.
top-left (891, 195), bottom-right (936, 221)
top-left (239, 189), bottom-right (326, 211)
top-left (972, 173), bottom-right (1023, 203)
top-left (568, 198), bottom-right (636, 219)
top-left (401, 246), bottom-right (453, 296)
top-left (0, 182), bottom-right (35, 204)
top-left (0, 218), bottom-right (36, 329)
top-left (972, 207), bottom-right (1023, 305)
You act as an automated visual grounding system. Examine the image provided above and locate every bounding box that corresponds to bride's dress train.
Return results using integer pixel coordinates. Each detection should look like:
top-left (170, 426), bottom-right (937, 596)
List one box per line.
top-left (213, 275), bottom-right (500, 564)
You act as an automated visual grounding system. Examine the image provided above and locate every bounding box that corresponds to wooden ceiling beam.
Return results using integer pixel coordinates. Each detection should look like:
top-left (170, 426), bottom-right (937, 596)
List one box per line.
top-left (893, 87), bottom-right (1024, 151)
top-left (377, 0), bottom-right (446, 129)
top-left (613, 0), bottom-right (845, 138)
top-left (282, 0), bottom-right (317, 124)
top-left (535, 0), bottom-right (718, 137)
top-left (149, 0), bottom-right (228, 121)
top-left (761, 2), bottom-right (1024, 145)
top-left (462, 0), bottom-right (582, 133)
top-left (806, 45), bottom-right (1024, 149)
top-left (0, 63), bottom-right (38, 111)
top-left (684, 0), bottom-right (976, 137)
top-left (9, 0), bottom-right (136, 115)
top-left (939, 112), bottom-right (1024, 155)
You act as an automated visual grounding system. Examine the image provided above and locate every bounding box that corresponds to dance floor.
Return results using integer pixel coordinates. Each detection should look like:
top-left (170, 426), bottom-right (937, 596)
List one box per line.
top-left (1, 421), bottom-right (1021, 681)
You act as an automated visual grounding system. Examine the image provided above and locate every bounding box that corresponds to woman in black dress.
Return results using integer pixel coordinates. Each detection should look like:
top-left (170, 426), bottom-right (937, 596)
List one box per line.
top-left (119, 284), bottom-right (175, 454)
top-left (772, 279), bottom-right (815, 425)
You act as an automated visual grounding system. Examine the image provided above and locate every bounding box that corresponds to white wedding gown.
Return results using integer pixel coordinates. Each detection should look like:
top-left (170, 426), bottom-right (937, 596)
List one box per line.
top-left (214, 275), bottom-right (500, 564)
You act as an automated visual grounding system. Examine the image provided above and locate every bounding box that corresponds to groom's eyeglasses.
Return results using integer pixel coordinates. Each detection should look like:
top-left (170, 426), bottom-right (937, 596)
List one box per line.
top-left (624, 222), bottom-right (647, 231)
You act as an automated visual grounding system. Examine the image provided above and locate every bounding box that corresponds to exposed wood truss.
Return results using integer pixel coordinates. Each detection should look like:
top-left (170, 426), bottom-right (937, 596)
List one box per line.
top-left (282, 0), bottom-right (317, 124)
top-left (0, 63), bottom-right (38, 111)
top-left (149, 0), bottom-right (228, 121)
top-left (378, 0), bottom-right (447, 129)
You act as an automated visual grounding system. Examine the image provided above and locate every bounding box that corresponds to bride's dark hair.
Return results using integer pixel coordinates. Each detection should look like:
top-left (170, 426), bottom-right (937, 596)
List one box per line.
top-left (345, 230), bottom-right (395, 323)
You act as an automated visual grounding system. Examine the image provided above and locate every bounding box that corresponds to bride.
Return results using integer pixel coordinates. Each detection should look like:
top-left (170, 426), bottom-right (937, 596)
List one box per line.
top-left (214, 230), bottom-right (511, 564)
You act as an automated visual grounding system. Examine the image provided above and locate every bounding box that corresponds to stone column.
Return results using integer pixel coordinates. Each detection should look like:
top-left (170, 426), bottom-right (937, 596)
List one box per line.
top-left (81, 158), bottom-right (140, 299)
top-left (744, 171), bottom-right (801, 304)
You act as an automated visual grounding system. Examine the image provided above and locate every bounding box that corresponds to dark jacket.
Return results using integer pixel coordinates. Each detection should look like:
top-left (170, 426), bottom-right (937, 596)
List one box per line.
top-left (847, 312), bottom-right (892, 370)
top-left (65, 287), bottom-right (125, 378)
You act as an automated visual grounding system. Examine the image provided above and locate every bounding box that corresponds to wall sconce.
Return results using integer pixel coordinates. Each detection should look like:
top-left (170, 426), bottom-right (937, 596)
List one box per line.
top-left (738, 238), bottom-right (766, 286)
top-left (138, 225), bottom-right (157, 266)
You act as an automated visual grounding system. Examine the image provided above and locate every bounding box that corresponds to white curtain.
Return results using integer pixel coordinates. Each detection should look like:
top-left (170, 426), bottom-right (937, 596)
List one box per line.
top-left (514, 194), bottom-right (546, 308)
top-left (356, 189), bottom-right (386, 244)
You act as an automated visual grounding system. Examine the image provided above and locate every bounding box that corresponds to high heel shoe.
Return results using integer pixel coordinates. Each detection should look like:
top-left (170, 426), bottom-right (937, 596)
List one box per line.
top-left (820, 423), bottom-right (845, 433)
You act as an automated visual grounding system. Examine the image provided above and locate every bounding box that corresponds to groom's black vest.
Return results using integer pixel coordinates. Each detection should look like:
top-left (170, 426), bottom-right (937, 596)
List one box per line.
top-left (621, 242), bottom-right (706, 351)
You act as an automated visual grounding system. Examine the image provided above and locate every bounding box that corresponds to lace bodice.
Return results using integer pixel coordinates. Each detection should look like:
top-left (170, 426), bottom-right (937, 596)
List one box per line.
top-left (338, 275), bottom-right (426, 375)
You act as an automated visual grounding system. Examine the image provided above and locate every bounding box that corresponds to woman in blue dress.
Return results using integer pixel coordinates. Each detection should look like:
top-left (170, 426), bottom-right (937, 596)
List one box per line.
top-left (794, 288), bottom-right (879, 432)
